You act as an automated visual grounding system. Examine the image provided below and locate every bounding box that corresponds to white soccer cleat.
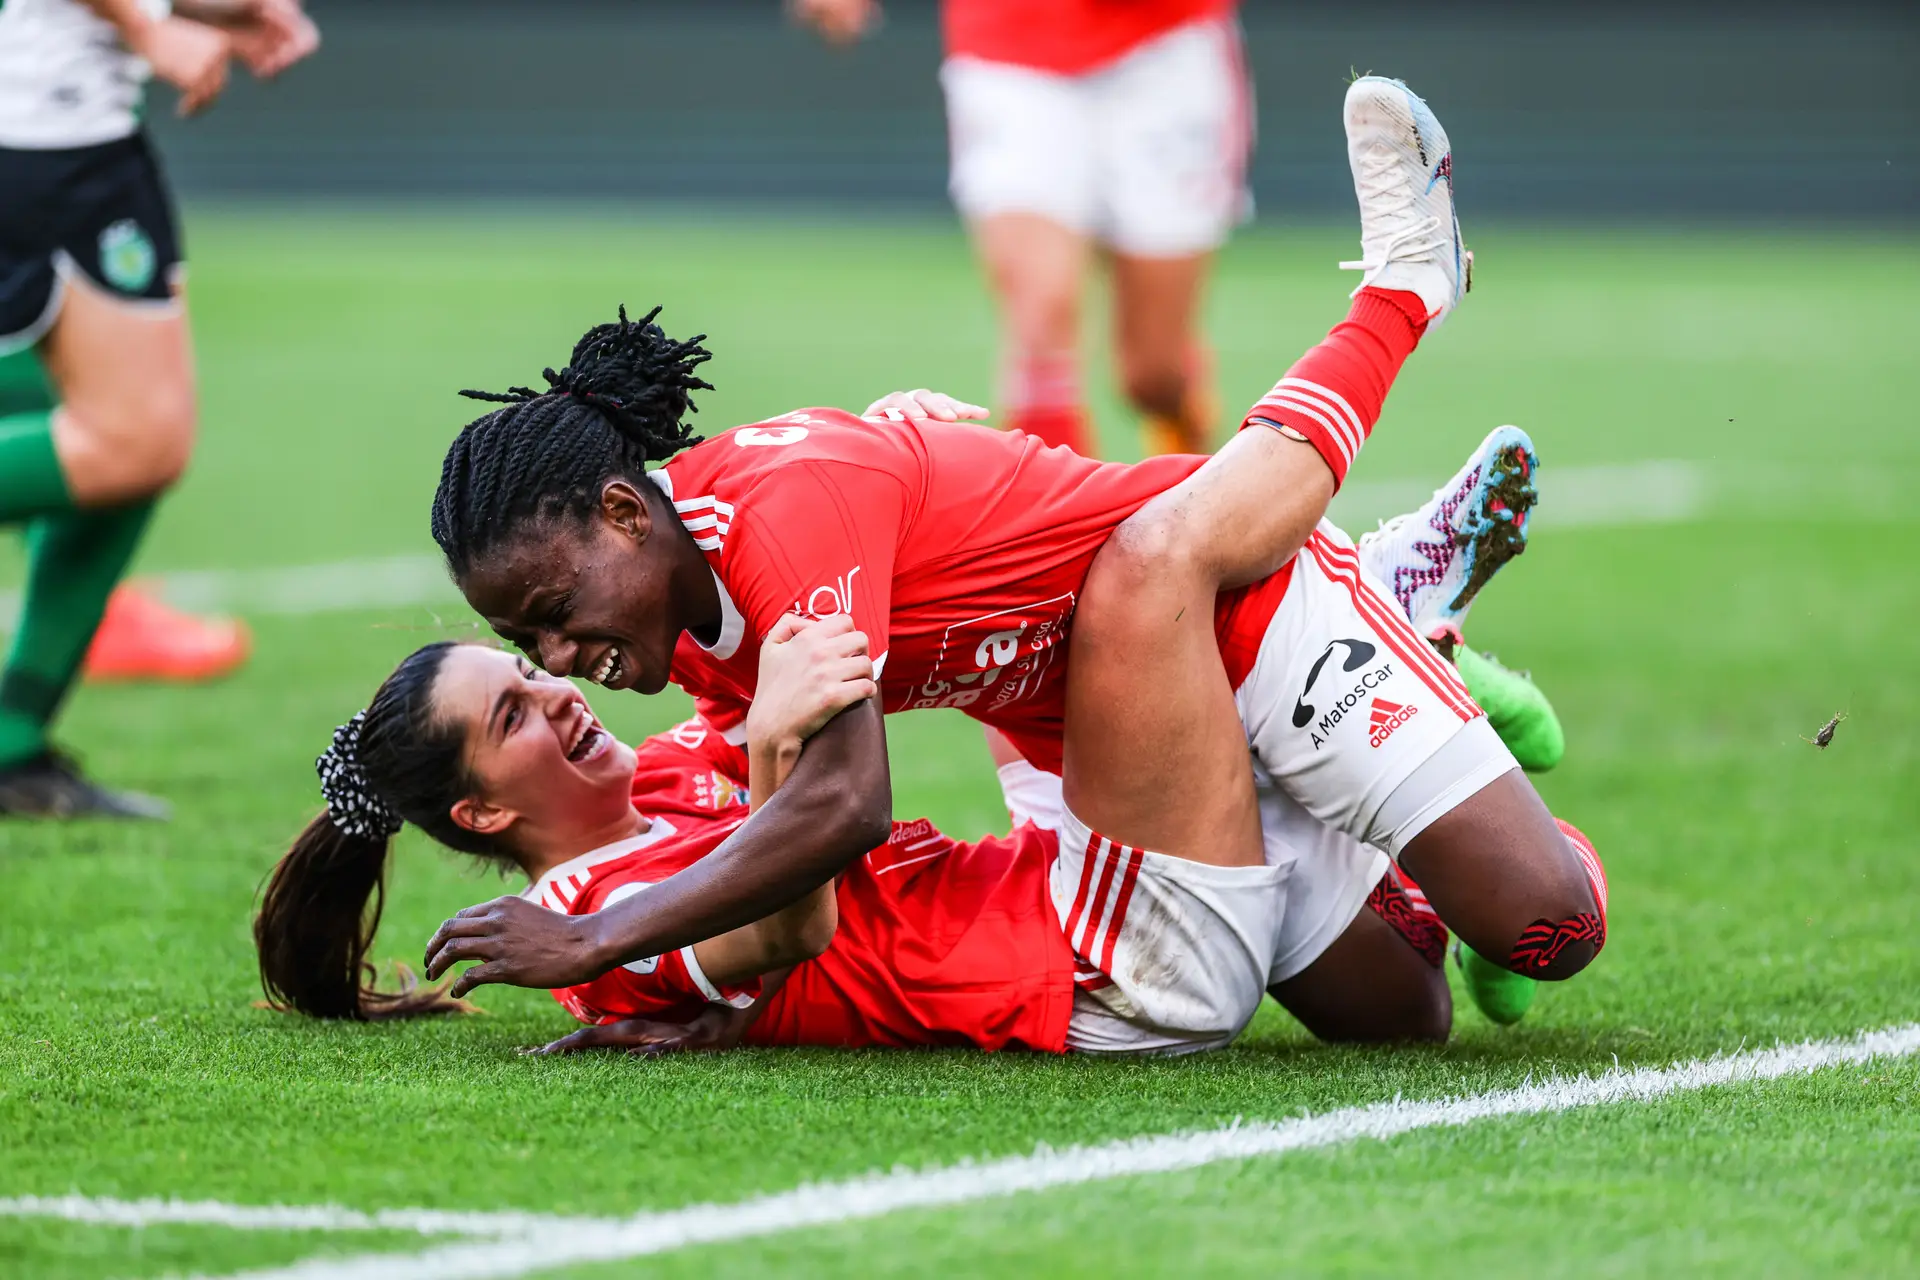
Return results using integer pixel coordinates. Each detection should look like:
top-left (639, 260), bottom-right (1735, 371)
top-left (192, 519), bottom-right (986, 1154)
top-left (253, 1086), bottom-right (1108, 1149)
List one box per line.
top-left (1340, 75), bottom-right (1470, 327)
top-left (1359, 425), bottom-right (1538, 647)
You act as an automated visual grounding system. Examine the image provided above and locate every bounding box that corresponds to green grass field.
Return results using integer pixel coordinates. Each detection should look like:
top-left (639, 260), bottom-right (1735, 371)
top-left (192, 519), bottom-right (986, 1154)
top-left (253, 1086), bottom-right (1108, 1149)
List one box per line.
top-left (3, 211), bottom-right (1918, 1278)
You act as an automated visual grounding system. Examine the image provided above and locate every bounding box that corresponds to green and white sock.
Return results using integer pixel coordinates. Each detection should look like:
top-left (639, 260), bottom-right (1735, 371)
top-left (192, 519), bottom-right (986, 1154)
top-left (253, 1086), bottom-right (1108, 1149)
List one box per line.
top-left (0, 409), bottom-right (71, 526)
top-left (0, 501), bottom-right (156, 768)
top-left (0, 355), bottom-right (158, 770)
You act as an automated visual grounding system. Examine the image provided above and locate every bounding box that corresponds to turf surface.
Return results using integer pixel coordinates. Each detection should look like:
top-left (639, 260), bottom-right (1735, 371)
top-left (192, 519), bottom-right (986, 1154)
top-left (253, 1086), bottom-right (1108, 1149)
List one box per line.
top-left (2, 212), bottom-right (1917, 1277)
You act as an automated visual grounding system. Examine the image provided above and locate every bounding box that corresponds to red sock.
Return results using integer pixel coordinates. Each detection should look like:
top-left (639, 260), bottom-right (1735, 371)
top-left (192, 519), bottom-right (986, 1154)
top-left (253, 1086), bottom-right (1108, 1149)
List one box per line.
top-left (1003, 348), bottom-right (1095, 456)
top-left (1509, 818), bottom-right (1611, 973)
top-left (1009, 404), bottom-right (1094, 455)
top-left (1366, 865), bottom-right (1448, 968)
top-left (1558, 818), bottom-right (1610, 926)
top-left (1241, 287), bottom-right (1427, 488)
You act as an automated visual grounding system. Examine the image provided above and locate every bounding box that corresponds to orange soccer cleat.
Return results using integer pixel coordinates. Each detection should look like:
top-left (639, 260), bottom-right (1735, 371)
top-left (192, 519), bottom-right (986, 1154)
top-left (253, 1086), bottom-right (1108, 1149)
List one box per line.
top-left (82, 584), bottom-right (252, 683)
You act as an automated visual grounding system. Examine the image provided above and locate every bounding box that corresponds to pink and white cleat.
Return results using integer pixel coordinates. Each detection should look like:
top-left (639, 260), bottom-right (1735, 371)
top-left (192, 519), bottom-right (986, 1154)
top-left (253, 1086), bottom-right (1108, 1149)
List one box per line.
top-left (1358, 425), bottom-right (1538, 649)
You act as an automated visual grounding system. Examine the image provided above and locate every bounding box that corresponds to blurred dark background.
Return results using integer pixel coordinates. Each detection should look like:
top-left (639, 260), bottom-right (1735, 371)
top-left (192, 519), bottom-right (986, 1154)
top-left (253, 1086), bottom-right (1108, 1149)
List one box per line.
top-left (150, 0), bottom-right (1918, 219)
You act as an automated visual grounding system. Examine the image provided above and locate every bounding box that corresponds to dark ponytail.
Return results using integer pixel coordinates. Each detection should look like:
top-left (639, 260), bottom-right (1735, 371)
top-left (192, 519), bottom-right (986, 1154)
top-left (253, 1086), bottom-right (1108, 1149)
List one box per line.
top-left (430, 304), bottom-right (714, 579)
top-left (254, 814), bottom-right (459, 1020)
top-left (255, 641), bottom-right (513, 1020)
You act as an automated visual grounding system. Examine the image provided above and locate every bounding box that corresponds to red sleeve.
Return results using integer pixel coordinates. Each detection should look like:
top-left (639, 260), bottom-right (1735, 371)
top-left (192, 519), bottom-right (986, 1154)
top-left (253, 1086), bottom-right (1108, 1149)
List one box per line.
top-left (723, 461), bottom-right (903, 664)
top-left (554, 946), bottom-right (762, 1027)
top-left (628, 716), bottom-right (752, 808)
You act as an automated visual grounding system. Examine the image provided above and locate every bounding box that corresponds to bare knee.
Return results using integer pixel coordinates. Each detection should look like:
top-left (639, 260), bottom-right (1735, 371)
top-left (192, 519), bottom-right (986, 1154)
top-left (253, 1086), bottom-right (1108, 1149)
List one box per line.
top-left (1084, 502), bottom-right (1212, 621)
top-left (1400, 775), bottom-right (1606, 985)
top-left (1508, 890), bottom-right (1606, 982)
top-left (54, 388), bottom-right (195, 503)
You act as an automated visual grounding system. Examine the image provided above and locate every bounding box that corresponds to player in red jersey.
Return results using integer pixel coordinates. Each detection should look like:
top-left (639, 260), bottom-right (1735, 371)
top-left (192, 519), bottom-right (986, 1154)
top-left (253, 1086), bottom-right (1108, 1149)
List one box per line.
top-left (794, 0), bottom-right (1249, 456)
top-left (256, 622), bottom-right (1454, 1052)
top-left (257, 627), bottom-right (1272, 1052)
top-left (419, 79), bottom-right (1608, 1025)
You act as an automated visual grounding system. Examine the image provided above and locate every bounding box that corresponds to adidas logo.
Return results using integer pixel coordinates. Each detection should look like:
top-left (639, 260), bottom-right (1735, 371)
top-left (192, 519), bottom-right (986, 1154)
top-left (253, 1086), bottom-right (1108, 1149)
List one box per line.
top-left (1368, 697), bottom-right (1418, 748)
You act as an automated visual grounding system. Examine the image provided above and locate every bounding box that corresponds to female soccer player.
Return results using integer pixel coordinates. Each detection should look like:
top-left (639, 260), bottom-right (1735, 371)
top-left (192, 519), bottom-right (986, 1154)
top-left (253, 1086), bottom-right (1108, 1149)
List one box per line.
top-left (421, 79), bottom-right (1607, 1025)
top-left (260, 475), bottom-right (1580, 1052)
top-left (260, 626), bottom-right (1462, 1052)
top-left (0, 0), bottom-right (315, 817)
top-left (794, 0), bottom-right (1250, 457)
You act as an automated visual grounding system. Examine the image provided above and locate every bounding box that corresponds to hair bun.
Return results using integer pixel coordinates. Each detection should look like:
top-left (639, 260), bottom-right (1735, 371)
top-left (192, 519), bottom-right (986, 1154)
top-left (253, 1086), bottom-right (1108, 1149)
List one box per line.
top-left (457, 305), bottom-right (713, 456)
top-left (558, 304), bottom-right (714, 443)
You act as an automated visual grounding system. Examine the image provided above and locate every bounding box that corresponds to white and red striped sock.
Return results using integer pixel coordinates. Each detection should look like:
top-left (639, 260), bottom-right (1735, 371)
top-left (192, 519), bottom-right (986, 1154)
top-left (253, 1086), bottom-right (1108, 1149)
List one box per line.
top-left (1242, 287), bottom-right (1428, 488)
top-left (1002, 347), bottom-right (1095, 456)
top-left (1367, 865), bottom-right (1448, 968)
top-left (1557, 817), bottom-right (1610, 926)
top-left (1507, 816), bottom-right (1610, 972)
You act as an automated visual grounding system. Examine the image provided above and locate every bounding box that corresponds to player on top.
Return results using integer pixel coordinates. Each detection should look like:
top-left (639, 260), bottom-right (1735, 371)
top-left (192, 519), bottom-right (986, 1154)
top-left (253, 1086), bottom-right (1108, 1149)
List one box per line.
top-left (258, 454), bottom-right (1568, 1049)
top-left (419, 78), bottom-right (1607, 1031)
top-left (794, 0), bottom-right (1250, 457)
top-left (0, 0), bottom-right (317, 817)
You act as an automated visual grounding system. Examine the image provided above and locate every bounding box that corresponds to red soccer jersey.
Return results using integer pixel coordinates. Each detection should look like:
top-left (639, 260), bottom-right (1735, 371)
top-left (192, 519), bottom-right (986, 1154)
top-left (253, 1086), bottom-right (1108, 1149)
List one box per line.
top-left (943, 0), bottom-right (1236, 75)
top-left (544, 724), bottom-right (1077, 1053)
top-left (657, 409), bottom-right (1282, 774)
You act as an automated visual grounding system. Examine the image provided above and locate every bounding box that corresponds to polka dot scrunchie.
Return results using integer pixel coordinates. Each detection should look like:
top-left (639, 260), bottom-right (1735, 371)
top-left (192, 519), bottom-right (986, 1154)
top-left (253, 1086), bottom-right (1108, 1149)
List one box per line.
top-left (316, 712), bottom-right (403, 841)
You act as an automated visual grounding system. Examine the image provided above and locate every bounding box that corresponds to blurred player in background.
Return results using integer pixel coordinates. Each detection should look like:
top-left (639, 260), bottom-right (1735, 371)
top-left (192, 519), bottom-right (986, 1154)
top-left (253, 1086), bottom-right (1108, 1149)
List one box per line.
top-left (0, 0), bottom-right (316, 816)
top-left (794, 0), bottom-right (1250, 458)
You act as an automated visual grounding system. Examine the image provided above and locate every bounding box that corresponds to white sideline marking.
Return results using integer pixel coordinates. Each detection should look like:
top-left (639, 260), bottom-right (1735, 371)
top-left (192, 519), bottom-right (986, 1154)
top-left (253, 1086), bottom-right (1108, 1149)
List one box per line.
top-left (3, 1023), bottom-right (1911, 1279)
top-left (0, 553), bottom-right (459, 634)
top-left (0, 461), bottom-right (1706, 634)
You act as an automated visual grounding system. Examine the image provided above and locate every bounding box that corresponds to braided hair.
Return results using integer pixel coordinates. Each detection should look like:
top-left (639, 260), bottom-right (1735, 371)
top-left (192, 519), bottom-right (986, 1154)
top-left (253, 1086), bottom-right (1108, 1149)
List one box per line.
top-left (431, 305), bottom-right (714, 579)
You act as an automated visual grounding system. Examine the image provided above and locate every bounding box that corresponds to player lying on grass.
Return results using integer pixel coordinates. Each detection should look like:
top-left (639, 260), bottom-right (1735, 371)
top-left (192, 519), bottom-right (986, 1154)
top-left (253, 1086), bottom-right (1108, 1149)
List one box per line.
top-left (418, 77), bottom-right (1608, 1031)
top-left (256, 465), bottom-right (1571, 1048)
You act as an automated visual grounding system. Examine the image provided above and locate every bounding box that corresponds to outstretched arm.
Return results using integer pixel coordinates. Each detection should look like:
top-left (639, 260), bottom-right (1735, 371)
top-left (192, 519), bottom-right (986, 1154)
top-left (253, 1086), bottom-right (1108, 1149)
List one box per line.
top-left (425, 617), bottom-right (888, 998)
top-left (678, 617), bottom-right (871, 984)
top-left (426, 702), bottom-right (888, 998)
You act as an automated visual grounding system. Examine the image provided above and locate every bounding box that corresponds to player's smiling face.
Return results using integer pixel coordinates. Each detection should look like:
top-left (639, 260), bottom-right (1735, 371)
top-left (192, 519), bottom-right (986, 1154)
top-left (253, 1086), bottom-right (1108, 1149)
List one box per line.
top-left (458, 481), bottom-right (701, 697)
top-left (434, 645), bottom-right (637, 844)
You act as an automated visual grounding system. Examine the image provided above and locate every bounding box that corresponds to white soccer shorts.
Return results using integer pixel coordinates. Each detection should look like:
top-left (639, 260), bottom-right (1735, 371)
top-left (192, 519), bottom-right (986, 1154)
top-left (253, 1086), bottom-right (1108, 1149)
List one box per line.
top-left (1235, 521), bottom-right (1520, 858)
top-left (998, 517), bottom-right (1519, 1043)
top-left (1051, 804), bottom-right (1285, 1056)
top-left (940, 17), bottom-right (1254, 258)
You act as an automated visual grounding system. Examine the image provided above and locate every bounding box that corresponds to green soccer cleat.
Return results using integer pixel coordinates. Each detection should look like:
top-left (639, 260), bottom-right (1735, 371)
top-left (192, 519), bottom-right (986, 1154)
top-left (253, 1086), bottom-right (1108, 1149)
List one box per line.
top-left (1451, 643), bottom-right (1564, 772)
top-left (1453, 939), bottom-right (1535, 1026)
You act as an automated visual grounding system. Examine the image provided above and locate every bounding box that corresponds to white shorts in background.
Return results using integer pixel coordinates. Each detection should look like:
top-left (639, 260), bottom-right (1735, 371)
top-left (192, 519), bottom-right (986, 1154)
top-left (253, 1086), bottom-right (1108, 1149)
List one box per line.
top-left (1054, 804), bottom-right (1284, 1055)
top-left (1235, 521), bottom-right (1520, 857)
top-left (940, 17), bottom-right (1254, 257)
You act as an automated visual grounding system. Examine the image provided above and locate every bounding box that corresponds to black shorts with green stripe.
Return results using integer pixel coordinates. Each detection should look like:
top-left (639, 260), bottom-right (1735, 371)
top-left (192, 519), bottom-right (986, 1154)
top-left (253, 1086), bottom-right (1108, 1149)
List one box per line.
top-left (0, 130), bottom-right (182, 353)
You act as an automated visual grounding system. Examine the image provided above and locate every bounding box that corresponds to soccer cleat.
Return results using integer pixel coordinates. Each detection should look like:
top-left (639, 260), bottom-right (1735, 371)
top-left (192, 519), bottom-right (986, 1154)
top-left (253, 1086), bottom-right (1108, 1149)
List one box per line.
top-left (1340, 75), bottom-right (1470, 326)
top-left (82, 584), bottom-right (251, 683)
top-left (1453, 939), bottom-right (1535, 1026)
top-left (0, 750), bottom-right (170, 820)
top-left (1359, 425), bottom-right (1538, 650)
top-left (1452, 644), bottom-right (1565, 772)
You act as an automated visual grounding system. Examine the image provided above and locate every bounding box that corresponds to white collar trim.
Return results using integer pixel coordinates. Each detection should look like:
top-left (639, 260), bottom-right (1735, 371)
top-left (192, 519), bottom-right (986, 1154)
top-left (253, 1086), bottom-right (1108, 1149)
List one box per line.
top-left (649, 470), bottom-right (743, 661)
top-left (693, 573), bottom-right (745, 660)
top-left (521, 815), bottom-right (678, 905)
